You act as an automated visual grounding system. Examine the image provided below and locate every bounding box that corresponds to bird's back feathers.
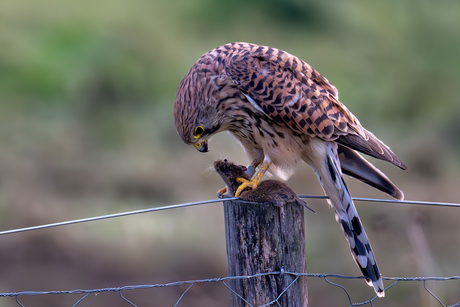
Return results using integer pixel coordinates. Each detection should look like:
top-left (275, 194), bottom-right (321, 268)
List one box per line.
top-left (215, 43), bottom-right (405, 170)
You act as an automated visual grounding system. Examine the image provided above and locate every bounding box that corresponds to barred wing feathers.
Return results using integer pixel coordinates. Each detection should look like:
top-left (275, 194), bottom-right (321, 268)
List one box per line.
top-left (224, 43), bottom-right (406, 170)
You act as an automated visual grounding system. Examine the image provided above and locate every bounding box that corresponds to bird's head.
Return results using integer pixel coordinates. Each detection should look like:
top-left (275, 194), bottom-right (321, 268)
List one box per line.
top-left (174, 68), bottom-right (236, 153)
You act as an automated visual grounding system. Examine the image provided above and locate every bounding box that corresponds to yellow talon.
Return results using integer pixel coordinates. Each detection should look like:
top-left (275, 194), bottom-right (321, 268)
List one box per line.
top-left (235, 179), bottom-right (258, 197)
top-left (217, 187), bottom-right (227, 198)
top-left (236, 177), bottom-right (249, 184)
top-left (234, 161), bottom-right (270, 197)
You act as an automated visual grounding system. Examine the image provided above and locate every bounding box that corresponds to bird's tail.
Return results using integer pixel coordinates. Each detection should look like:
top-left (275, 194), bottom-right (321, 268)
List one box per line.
top-left (305, 140), bottom-right (385, 297)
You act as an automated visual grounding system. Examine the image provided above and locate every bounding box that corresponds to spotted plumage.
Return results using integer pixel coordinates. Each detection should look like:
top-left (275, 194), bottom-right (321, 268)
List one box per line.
top-left (174, 42), bottom-right (407, 297)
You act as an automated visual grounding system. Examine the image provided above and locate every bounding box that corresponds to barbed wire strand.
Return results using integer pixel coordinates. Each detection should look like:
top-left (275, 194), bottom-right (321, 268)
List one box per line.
top-left (323, 276), bottom-right (355, 305)
top-left (15, 296), bottom-right (24, 307)
top-left (1, 272), bottom-right (459, 307)
top-left (174, 283), bottom-right (193, 307)
top-left (72, 293), bottom-right (90, 307)
top-left (221, 280), bottom-right (254, 307)
top-left (120, 290), bottom-right (137, 307)
top-left (0, 196), bottom-right (459, 237)
top-left (424, 280), bottom-right (446, 307)
top-left (258, 275), bottom-right (300, 307)
top-left (0, 198), bottom-right (239, 236)
top-left (298, 195), bottom-right (460, 208)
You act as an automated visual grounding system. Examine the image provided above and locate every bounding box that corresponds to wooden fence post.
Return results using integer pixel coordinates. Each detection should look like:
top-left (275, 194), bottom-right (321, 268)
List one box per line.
top-left (223, 198), bottom-right (308, 307)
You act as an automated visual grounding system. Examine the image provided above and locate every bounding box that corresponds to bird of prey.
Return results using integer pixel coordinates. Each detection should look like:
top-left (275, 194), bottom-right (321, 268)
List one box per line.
top-left (174, 42), bottom-right (406, 297)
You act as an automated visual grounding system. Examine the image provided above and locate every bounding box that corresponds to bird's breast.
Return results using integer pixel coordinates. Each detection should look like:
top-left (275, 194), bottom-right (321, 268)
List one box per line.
top-left (230, 117), bottom-right (308, 180)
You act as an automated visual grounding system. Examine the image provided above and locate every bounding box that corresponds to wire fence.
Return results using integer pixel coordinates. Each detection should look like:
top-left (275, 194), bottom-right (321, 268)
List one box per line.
top-left (1, 272), bottom-right (460, 307)
top-left (1, 196), bottom-right (459, 306)
top-left (1, 196), bottom-right (459, 237)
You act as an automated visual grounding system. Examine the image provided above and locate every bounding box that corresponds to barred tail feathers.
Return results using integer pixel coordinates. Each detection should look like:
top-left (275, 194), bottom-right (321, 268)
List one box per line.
top-left (304, 140), bottom-right (385, 297)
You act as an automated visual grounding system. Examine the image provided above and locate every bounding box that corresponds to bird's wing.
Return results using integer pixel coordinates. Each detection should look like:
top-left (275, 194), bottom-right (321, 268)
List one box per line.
top-left (225, 44), bottom-right (406, 169)
top-left (226, 44), bottom-right (361, 139)
top-left (337, 131), bottom-right (407, 170)
top-left (338, 145), bottom-right (404, 199)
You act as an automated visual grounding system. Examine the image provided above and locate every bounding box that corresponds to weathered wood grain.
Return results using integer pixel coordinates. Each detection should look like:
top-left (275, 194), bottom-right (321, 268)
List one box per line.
top-left (223, 198), bottom-right (308, 307)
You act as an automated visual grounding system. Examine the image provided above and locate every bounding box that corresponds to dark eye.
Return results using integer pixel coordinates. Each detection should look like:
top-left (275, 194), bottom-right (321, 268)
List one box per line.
top-left (194, 126), bottom-right (204, 139)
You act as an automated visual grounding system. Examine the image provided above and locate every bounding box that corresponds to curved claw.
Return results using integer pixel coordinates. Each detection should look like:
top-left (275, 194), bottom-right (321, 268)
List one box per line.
top-left (217, 187), bottom-right (227, 198)
top-left (235, 178), bottom-right (257, 197)
top-left (235, 161), bottom-right (271, 197)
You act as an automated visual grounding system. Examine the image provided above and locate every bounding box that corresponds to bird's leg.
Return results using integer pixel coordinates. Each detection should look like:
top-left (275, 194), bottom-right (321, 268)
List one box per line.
top-left (235, 160), bottom-right (271, 197)
top-left (245, 158), bottom-right (263, 178)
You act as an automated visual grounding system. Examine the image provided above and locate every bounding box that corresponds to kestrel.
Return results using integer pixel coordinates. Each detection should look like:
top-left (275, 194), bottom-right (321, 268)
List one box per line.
top-left (174, 42), bottom-right (406, 297)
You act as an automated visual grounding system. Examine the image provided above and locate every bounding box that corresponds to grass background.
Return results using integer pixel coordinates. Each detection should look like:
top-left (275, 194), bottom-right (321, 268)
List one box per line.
top-left (0, 0), bottom-right (459, 306)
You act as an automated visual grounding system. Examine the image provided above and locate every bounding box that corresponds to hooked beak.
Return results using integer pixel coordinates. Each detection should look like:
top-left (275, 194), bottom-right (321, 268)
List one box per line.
top-left (194, 139), bottom-right (208, 153)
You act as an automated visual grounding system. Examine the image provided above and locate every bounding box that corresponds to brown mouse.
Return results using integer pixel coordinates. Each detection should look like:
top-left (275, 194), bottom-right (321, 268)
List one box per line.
top-left (214, 159), bottom-right (251, 197)
top-left (214, 159), bottom-right (314, 212)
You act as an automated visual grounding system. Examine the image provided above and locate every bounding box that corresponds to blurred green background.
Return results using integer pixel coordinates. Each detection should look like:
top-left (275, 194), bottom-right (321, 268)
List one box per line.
top-left (0, 0), bottom-right (459, 306)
